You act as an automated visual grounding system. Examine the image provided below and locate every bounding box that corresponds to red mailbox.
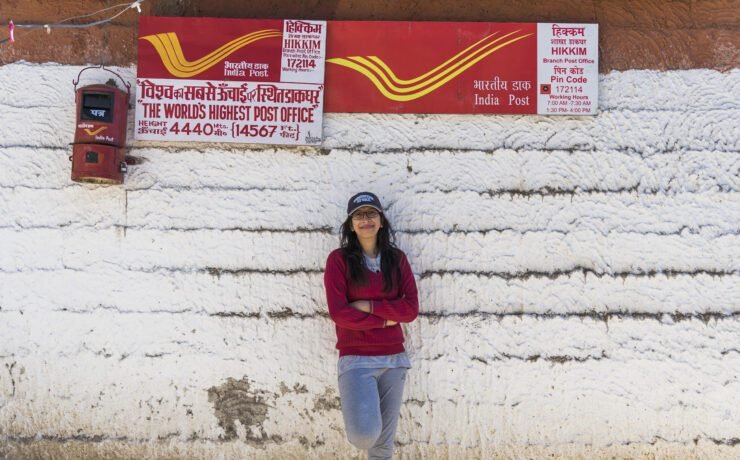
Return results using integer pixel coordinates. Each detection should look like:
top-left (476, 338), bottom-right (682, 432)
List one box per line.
top-left (70, 67), bottom-right (131, 184)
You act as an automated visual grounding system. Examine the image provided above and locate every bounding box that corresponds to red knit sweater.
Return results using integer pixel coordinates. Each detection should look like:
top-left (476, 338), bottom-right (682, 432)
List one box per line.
top-left (324, 248), bottom-right (419, 356)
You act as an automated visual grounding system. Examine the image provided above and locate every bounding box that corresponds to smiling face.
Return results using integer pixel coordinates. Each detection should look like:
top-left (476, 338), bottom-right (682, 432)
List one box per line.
top-left (350, 206), bottom-right (382, 242)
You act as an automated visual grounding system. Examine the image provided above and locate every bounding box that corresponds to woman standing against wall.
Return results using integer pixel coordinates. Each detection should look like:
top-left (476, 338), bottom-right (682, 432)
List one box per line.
top-left (324, 192), bottom-right (419, 459)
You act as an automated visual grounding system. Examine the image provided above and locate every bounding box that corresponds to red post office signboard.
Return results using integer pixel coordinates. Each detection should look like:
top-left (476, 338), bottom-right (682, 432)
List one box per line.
top-left (136, 16), bottom-right (326, 145)
top-left (324, 21), bottom-right (598, 115)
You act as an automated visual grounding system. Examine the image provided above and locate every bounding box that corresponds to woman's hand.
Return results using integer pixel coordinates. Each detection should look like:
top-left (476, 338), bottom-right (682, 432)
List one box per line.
top-left (349, 301), bottom-right (398, 326)
top-left (349, 300), bottom-right (372, 313)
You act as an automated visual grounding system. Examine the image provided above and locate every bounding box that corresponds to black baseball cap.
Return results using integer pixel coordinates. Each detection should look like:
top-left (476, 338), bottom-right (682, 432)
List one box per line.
top-left (347, 192), bottom-right (383, 216)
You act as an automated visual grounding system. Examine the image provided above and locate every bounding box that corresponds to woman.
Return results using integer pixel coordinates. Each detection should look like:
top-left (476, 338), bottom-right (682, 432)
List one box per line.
top-left (324, 191), bottom-right (419, 460)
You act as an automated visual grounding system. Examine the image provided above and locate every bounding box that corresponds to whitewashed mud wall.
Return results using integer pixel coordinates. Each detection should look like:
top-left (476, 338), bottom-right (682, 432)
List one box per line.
top-left (0, 63), bottom-right (738, 459)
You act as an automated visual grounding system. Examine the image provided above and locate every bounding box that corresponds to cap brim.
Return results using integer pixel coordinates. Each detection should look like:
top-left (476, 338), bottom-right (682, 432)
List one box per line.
top-left (348, 204), bottom-right (382, 216)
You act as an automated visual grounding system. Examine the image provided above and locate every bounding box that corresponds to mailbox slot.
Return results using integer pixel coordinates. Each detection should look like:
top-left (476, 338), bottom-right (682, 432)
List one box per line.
top-left (80, 91), bottom-right (115, 123)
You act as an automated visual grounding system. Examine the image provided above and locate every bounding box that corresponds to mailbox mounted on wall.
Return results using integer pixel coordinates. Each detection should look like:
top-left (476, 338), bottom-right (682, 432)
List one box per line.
top-left (71, 66), bottom-right (131, 184)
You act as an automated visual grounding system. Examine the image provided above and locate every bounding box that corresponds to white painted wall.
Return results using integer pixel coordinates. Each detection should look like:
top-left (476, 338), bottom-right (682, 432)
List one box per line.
top-left (0, 63), bottom-right (738, 459)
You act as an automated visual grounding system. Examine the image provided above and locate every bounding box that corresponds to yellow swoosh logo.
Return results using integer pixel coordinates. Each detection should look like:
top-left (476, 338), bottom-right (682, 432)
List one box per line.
top-left (327, 30), bottom-right (533, 101)
top-left (140, 29), bottom-right (282, 78)
top-left (84, 127), bottom-right (107, 136)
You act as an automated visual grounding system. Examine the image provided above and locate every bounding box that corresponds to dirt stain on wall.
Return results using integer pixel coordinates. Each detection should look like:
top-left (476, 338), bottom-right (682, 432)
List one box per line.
top-left (207, 377), bottom-right (270, 441)
top-left (313, 387), bottom-right (341, 412)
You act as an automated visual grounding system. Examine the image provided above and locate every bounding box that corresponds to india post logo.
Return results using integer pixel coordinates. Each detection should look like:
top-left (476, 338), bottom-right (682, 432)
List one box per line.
top-left (327, 30), bottom-right (533, 102)
top-left (140, 29), bottom-right (282, 78)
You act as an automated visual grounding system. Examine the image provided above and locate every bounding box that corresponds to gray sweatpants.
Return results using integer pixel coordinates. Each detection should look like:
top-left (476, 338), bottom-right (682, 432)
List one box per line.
top-left (338, 367), bottom-right (407, 460)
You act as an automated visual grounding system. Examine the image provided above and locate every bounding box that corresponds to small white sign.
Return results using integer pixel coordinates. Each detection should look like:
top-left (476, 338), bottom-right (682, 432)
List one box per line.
top-left (135, 79), bottom-right (324, 145)
top-left (537, 23), bottom-right (599, 115)
top-left (280, 20), bottom-right (327, 84)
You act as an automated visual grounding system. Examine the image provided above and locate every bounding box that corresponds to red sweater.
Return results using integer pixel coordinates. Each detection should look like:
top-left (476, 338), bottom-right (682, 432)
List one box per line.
top-left (324, 248), bottom-right (419, 356)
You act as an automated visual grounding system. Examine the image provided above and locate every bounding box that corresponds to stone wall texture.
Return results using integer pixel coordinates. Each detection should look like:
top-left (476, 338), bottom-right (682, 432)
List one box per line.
top-left (0, 1), bottom-right (739, 459)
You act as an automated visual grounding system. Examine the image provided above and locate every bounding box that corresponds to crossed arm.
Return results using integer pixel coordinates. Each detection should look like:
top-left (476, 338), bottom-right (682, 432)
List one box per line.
top-left (347, 300), bottom-right (397, 326)
top-left (324, 251), bottom-right (419, 330)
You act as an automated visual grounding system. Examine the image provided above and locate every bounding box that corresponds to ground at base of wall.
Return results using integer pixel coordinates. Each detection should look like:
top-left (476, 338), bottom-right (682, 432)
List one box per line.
top-left (0, 439), bottom-right (738, 460)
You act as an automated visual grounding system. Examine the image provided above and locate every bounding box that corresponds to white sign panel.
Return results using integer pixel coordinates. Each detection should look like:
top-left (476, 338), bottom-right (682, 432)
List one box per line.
top-left (135, 18), bottom-right (326, 145)
top-left (281, 20), bottom-right (326, 84)
top-left (537, 23), bottom-right (599, 115)
top-left (136, 80), bottom-right (324, 144)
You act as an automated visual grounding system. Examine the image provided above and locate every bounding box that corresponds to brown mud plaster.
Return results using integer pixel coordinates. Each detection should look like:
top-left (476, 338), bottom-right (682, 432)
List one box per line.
top-left (280, 381), bottom-right (309, 395)
top-left (313, 387), bottom-right (341, 412)
top-left (207, 377), bottom-right (273, 442)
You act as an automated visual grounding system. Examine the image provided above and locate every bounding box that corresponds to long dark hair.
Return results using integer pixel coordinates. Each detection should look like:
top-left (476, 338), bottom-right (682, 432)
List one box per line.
top-left (340, 212), bottom-right (400, 292)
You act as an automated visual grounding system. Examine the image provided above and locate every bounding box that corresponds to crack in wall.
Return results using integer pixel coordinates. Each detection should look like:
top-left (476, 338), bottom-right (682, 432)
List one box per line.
top-left (720, 348), bottom-right (740, 356)
top-left (2, 223), bottom-right (738, 239)
top-left (419, 310), bottom-right (740, 324)
top-left (204, 267), bottom-right (324, 277)
top-left (143, 353), bottom-right (169, 358)
top-left (6, 266), bottom-right (739, 281)
top-left (1, 433), bottom-right (737, 448)
top-left (5, 223), bottom-right (738, 240)
top-left (437, 352), bottom-right (610, 364)
top-left (708, 438), bottom-right (740, 446)
top-left (209, 311), bottom-right (261, 318)
top-left (23, 266), bottom-right (732, 279)
top-left (46, 307), bottom-right (740, 325)
top-left (6, 182), bottom-right (740, 195)
top-left (484, 185), bottom-right (643, 196)
top-left (123, 190), bottom-right (128, 238)
top-left (322, 142), bottom-right (740, 156)
top-left (183, 226), bottom-right (335, 233)
top-left (498, 350), bottom-right (609, 364)
top-left (0, 433), bottom-right (182, 444)
top-left (57, 306), bottom-right (196, 315)
top-left (0, 183), bottom-right (322, 193)
top-left (399, 227), bottom-right (740, 238)
top-left (5, 361), bottom-right (16, 397)
top-left (420, 268), bottom-right (739, 280)
top-left (609, 435), bottom-right (740, 447)
top-left (3, 143), bottom-right (738, 156)
top-left (267, 308), bottom-right (317, 319)
top-left (4, 181), bottom-right (739, 196)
